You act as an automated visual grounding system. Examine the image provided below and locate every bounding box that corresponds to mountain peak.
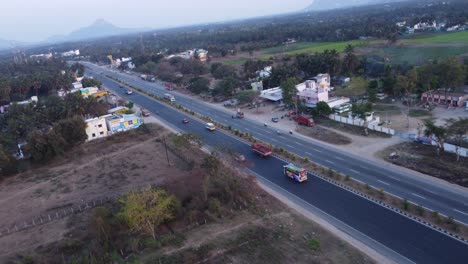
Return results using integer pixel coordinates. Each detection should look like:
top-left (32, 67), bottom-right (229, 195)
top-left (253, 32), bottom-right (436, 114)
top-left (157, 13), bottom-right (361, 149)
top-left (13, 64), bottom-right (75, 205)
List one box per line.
top-left (92, 18), bottom-right (112, 26)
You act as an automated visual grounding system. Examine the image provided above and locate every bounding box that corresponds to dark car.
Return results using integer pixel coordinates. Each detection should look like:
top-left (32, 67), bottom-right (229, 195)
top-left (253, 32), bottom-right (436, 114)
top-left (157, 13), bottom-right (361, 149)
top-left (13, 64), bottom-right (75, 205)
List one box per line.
top-left (271, 117), bottom-right (279, 123)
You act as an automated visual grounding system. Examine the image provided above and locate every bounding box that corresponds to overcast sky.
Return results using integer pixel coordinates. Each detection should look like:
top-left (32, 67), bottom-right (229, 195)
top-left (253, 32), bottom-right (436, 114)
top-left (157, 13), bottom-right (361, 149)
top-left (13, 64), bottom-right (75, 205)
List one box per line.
top-left (1, 0), bottom-right (311, 42)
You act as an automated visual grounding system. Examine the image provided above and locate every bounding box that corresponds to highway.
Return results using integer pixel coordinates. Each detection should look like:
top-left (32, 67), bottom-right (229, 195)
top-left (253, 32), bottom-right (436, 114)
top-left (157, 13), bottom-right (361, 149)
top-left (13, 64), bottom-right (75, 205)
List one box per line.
top-left (84, 65), bottom-right (468, 263)
top-left (83, 62), bottom-right (468, 226)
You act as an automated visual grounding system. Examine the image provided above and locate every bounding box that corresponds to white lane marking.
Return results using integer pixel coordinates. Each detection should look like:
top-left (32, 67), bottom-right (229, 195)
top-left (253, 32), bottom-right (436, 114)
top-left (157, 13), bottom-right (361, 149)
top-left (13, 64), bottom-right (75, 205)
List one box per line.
top-left (378, 180), bottom-right (390, 186)
top-left (286, 144), bottom-right (294, 148)
top-left (264, 130), bottom-right (273, 135)
top-left (335, 156), bottom-right (344, 161)
top-left (453, 209), bottom-right (468, 216)
top-left (311, 148), bottom-right (323, 153)
top-left (325, 160), bottom-right (334, 164)
top-left (411, 193), bottom-right (426, 200)
top-left (388, 176), bottom-right (401, 182)
top-left (305, 152), bottom-right (313, 156)
top-left (350, 169), bottom-right (360, 174)
top-left (425, 189), bottom-right (438, 195)
top-left (294, 141), bottom-right (302, 146)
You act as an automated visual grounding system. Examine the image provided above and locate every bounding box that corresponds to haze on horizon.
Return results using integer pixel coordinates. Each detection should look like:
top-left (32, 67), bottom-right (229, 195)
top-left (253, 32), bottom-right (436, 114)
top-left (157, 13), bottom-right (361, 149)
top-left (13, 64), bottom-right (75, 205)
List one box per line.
top-left (1, 0), bottom-right (311, 42)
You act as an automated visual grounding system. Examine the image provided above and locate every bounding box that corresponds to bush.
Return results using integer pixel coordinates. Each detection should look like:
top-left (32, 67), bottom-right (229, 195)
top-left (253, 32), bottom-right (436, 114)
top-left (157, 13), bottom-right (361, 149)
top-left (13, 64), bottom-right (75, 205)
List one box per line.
top-left (308, 239), bottom-right (321, 251)
top-left (291, 154), bottom-right (296, 161)
top-left (403, 199), bottom-right (410, 211)
top-left (345, 175), bottom-right (351, 181)
top-left (303, 157), bottom-right (309, 163)
top-left (208, 198), bottom-right (222, 217)
top-left (416, 205), bottom-right (425, 216)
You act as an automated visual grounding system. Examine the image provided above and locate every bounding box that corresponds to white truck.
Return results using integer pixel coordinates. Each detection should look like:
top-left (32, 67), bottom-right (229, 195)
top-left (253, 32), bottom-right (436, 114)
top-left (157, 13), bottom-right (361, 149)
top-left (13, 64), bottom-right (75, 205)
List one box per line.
top-left (164, 93), bottom-right (175, 102)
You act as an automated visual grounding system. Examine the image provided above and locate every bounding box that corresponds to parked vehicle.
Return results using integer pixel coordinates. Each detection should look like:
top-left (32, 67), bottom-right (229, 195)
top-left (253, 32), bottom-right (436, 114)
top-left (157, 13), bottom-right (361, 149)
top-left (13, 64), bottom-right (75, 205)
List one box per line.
top-left (140, 108), bottom-right (151, 117)
top-left (164, 93), bottom-right (176, 102)
top-left (206, 123), bottom-right (216, 131)
top-left (294, 115), bottom-right (315, 127)
top-left (126, 89), bottom-right (133, 95)
top-left (140, 74), bottom-right (147, 80)
top-left (182, 118), bottom-right (189, 124)
top-left (283, 163), bottom-right (308, 183)
top-left (251, 143), bottom-right (272, 157)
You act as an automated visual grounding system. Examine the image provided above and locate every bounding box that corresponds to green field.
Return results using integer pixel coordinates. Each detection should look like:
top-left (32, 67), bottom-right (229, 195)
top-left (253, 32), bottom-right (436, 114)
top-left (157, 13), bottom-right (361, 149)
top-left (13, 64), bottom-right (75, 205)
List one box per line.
top-left (261, 40), bottom-right (370, 59)
top-left (223, 57), bottom-right (250, 65)
top-left (406, 31), bottom-right (468, 44)
top-left (372, 46), bottom-right (468, 64)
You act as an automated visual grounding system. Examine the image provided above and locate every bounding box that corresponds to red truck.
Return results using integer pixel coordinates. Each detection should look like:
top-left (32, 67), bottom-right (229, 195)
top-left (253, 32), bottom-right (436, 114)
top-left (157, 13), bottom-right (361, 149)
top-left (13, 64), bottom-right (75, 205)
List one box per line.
top-left (251, 143), bottom-right (272, 157)
top-left (294, 115), bottom-right (315, 127)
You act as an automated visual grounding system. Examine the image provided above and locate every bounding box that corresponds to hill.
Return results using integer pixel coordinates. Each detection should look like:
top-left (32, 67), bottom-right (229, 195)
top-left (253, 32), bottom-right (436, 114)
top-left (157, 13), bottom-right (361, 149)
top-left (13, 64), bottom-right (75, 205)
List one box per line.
top-left (46, 19), bottom-right (150, 43)
top-left (304, 0), bottom-right (408, 11)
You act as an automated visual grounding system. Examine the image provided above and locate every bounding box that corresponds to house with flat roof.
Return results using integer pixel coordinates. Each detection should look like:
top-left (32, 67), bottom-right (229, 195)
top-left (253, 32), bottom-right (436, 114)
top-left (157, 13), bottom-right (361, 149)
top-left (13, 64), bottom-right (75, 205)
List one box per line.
top-left (85, 116), bottom-right (109, 141)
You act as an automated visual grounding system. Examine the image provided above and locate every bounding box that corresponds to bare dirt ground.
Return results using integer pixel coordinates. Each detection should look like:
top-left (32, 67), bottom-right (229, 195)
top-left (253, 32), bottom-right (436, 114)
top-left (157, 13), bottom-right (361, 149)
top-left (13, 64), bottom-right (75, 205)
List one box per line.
top-left (0, 125), bottom-right (195, 257)
top-left (378, 142), bottom-right (468, 187)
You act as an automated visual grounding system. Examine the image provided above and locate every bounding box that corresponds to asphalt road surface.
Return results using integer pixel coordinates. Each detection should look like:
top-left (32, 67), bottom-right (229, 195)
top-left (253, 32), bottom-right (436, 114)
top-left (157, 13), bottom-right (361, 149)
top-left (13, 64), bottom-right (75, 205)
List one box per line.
top-left (83, 65), bottom-right (468, 264)
top-left (83, 62), bottom-right (468, 226)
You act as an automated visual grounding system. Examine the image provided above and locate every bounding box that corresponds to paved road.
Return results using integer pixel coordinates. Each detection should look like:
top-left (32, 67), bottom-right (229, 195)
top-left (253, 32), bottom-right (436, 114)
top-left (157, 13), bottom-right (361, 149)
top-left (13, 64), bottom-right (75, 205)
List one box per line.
top-left (85, 66), bottom-right (468, 263)
top-left (84, 62), bottom-right (468, 226)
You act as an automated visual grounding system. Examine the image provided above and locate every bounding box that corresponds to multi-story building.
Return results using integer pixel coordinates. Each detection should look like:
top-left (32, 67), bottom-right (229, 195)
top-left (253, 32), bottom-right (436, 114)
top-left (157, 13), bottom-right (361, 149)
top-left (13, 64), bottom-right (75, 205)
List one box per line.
top-left (85, 116), bottom-right (109, 141)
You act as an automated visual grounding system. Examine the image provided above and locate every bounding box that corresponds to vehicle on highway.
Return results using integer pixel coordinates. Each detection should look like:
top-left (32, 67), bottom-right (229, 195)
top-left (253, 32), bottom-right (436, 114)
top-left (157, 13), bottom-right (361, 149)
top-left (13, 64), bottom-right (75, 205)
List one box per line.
top-left (251, 143), bottom-right (272, 158)
top-left (126, 89), bottom-right (133, 95)
top-left (235, 154), bottom-right (246, 163)
top-left (294, 115), bottom-right (315, 127)
top-left (140, 108), bottom-right (151, 117)
top-left (182, 118), bottom-right (189, 124)
top-left (119, 85), bottom-right (124, 89)
top-left (232, 112), bottom-right (245, 119)
top-left (164, 93), bottom-right (176, 102)
top-left (271, 117), bottom-right (279, 123)
top-left (284, 163), bottom-right (308, 183)
top-left (206, 122), bottom-right (216, 131)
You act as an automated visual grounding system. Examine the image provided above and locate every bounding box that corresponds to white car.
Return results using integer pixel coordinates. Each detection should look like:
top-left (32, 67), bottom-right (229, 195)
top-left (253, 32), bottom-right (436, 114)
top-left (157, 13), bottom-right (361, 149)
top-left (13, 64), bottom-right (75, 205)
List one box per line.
top-left (206, 123), bottom-right (216, 131)
top-left (126, 89), bottom-right (133, 95)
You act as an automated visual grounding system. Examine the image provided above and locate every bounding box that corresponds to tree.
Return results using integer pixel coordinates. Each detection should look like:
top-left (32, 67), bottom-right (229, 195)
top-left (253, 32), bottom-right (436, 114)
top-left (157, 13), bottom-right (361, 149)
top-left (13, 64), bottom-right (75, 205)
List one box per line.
top-left (188, 77), bottom-right (210, 94)
top-left (446, 118), bottom-right (468, 161)
top-left (343, 45), bottom-right (360, 75)
top-left (81, 77), bottom-right (102, 88)
top-left (26, 130), bottom-right (65, 163)
top-left (213, 76), bottom-right (239, 97)
top-left (424, 120), bottom-right (448, 154)
top-left (211, 64), bottom-right (237, 79)
top-left (0, 145), bottom-right (17, 177)
top-left (280, 78), bottom-right (296, 106)
top-left (236, 90), bottom-right (257, 104)
top-left (315, 101), bottom-right (332, 117)
top-left (52, 117), bottom-right (87, 148)
top-left (367, 80), bottom-right (378, 103)
top-left (118, 187), bottom-right (180, 240)
top-left (352, 103), bottom-right (373, 135)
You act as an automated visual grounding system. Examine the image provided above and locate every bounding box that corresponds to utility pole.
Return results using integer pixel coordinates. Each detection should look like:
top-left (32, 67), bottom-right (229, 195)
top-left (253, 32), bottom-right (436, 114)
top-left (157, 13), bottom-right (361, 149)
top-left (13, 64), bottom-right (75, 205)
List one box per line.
top-left (162, 136), bottom-right (170, 166)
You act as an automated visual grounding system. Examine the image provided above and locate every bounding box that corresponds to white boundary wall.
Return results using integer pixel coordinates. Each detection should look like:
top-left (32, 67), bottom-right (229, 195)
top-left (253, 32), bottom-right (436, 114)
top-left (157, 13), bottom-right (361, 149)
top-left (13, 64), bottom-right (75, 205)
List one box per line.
top-left (329, 114), bottom-right (396, 135)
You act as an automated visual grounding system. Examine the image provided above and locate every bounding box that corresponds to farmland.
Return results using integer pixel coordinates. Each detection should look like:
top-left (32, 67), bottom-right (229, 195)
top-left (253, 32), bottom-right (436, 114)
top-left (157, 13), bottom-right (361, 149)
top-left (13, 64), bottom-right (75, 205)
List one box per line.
top-left (405, 31), bottom-right (468, 44)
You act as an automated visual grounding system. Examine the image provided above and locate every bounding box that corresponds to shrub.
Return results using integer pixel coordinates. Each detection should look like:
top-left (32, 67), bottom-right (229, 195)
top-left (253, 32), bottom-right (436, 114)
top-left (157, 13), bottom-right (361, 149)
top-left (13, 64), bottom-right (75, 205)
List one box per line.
top-left (308, 239), bottom-right (321, 251)
top-left (303, 157), bottom-right (309, 163)
top-left (345, 175), bottom-right (351, 181)
top-left (416, 205), bottom-right (425, 216)
top-left (291, 154), bottom-right (296, 161)
top-left (403, 199), bottom-right (410, 211)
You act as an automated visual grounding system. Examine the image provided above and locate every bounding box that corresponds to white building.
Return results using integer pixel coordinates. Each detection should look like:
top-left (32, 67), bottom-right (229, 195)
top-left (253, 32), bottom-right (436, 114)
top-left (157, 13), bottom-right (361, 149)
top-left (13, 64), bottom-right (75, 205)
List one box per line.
top-left (71, 82), bottom-right (83, 90)
top-left (61, 50), bottom-right (80, 57)
top-left (257, 66), bottom-right (272, 79)
top-left (85, 116), bottom-right (109, 141)
top-left (30, 53), bottom-right (53, 60)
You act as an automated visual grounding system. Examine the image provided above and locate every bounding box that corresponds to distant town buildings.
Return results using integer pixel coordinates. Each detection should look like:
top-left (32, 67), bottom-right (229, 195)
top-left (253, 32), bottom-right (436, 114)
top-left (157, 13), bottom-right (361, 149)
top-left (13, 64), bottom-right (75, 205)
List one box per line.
top-left (260, 73), bottom-right (350, 109)
top-left (167, 49), bottom-right (209, 62)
